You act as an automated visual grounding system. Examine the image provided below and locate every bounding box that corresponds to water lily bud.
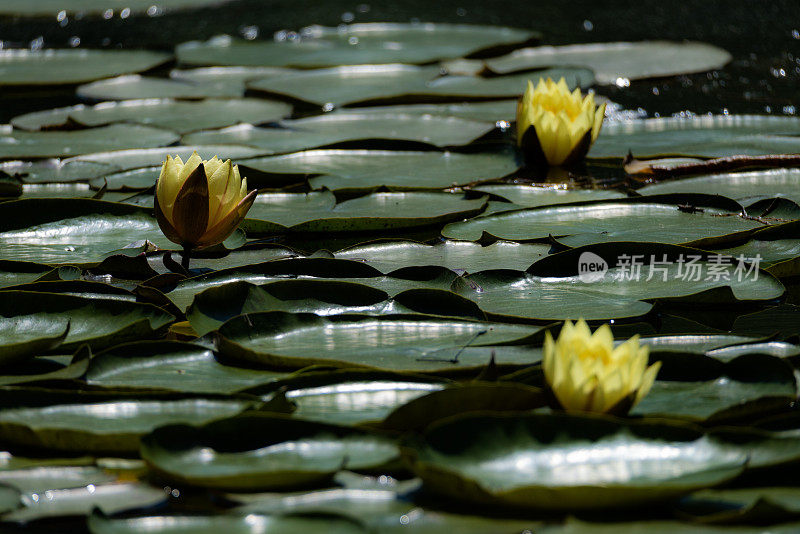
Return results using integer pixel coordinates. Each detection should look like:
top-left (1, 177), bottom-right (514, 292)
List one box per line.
top-left (516, 77), bottom-right (606, 167)
top-left (543, 319), bottom-right (660, 415)
top-left (154, 152), bottom-right (256, 249)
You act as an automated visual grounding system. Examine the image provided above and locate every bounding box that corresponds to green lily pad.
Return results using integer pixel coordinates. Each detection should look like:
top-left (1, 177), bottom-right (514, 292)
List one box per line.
top-left (0, 260), bottom-right (53, 289)
top-left (89, 512), bottom-right (368, 534)
top-left (248, 65), bottom-right (593, 106)
top-left (0, 199), bottom-right (173, 264)
top-left (0, 0), bottom-right (237, 16)
top-left (639, 168), bottom-right (800, 207)
top-left (453, 249), bottom-right (783, 322)
top-left (1, 158), bottom-right (114, 184)
top-left (140, 414), bottom-right (400, 490)
top-left (0, 291), bottom-right (174, 355)
top-left (177, 24), bottom-right (538, 67)
top-left (638, 334), bottom-right (759, 355)
top-left (633, 354), bottom-right (797, 421)
top-left (244, 191), bottom-right (489, 233)
top-left (0, 124), bottom-right (179, 159)
top-left (232, 487), bottom-right (539, 534)
top-left (185, 280), bottom-right (439, 336)
top-left (86, 341), bottom-right (289, 394)
top-left (535, 518), bottom-right (800, 533)
top-left (382, 383), bottom-right (545, 433)
top-left (70, 145), bottom-right (265, 177)
top-left (335, 239), bottom-right (551, 273)
top-left (3, 481), bottom-right (167, 523)
top-left (677, 487), bottom-right (800, 524)
top-left (0, 49), bottom-right (170, 86)
top-left (482, 41), bottom-right (731, 83)
top-left (405, 413), bottom-right (746, 510)
top-left (0, 464), bottom-right (115, 493)
top-left (182, 112), bottom-right (494, 152)
top-left (705, 341), bottom-right (800, 361)
top-left (275, 370), bottom-right (447, 427)
top-left (217, 312), bottom-right (542, 373)
top-left (0, 397), bottom-right (254, 454)
top-left (11, 98), bottom-right (292, 135)
top-left (240, 150), bottom-right (519, 191)
top-left (170, 65), bottom-right (295, 84)
top-left (338, 100), bottom-right (519, 123)
top-left (442, 195), bottom-right (763, 247)
top-left (77, 74), bottom-right (244, 100)
top-left (589, 115), bottom-right (800, 159)
top-left (474, 184), bottom-right (627, 208)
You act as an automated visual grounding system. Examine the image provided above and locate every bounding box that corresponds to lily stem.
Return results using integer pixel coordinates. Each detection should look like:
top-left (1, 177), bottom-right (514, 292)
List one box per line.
top-left (181, 245), bottom-right (192, 270)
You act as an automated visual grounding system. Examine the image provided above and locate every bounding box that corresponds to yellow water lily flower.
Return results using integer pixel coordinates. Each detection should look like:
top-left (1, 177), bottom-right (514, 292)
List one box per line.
top-left (543, 319), bottom-right (660, 414)
top-left (516, 77), bottom-right (606, 167)
top-left (154, 152), bottom-right (256, 251)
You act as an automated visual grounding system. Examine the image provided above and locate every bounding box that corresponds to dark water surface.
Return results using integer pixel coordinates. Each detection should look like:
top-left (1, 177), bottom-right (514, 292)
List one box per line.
top-left (1, 0), bottom-right (798, 121)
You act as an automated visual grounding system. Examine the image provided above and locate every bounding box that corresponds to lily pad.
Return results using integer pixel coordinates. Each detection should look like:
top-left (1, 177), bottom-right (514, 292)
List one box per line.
top-left (589, 115), bottom-right (800, 159)
top-left (177, 24), bottom-right (539, 67)
top-left (676, 487), bottom-right (800, 524)
top-left (248, 65), bottom-right (593, 106)
top-left (164, 259), bottom-right (460, 312)
top-left (338, 100), bottom-right (519, 123)
top-left (244, 191), bottom-right (489, 233)
top-left (482, 41), bottom-right (732, 83)
top-left (0, 124), bottom-right (179, 159)
top-left (182, 112), bottom-right (494, 152)
top-left (335, 239), bottom-right (552, 273)
top-left (3, 481), bottom-right (167, 522)
top-left (405, 413), bottom-right (746, 510)
top-left (88, 512), bottom-right (368, 534)
top-left (0, 398), bottom-right (254, 454)
top-left (1, 158), bottom-right (114, 184)
top-left (535, 518), bottom-right (800, 533)
top-left (0, 49), bottom-right (170, 86)
top-left (451, 248), bottom-right (784, 322)
top-left (70, 145), bottom-right (265, 174)
top-left (0, 259), bottom-right (53, 289)
top-left (639, 168), bottom-right (800, 207)
top-left (140, 414), bottom-right (400, 490)
top-left (442, 195), bottom-right (763, 247)
top-left (11, 98), bottom-right (292, 135)
top-left (0, 290), bottom-right (174, 355)
top-left (77, 74), bottom-right (244, 101)
top-left (633, 354), bottom-right (797, 421)
top-left (85, 341), bottom-right (288, 394)
top-left (474, 184), bottom-right (627, 208)
top-left (240, 149), bottom-right (519, 191)
top-left (216, 312), bottom-right (542, 373)
top-left (0, 198), bottom-right (173, 264)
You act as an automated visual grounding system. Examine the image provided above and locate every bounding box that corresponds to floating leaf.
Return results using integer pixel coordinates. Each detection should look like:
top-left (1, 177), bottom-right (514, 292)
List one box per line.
top-left (442, 195), bottom-right (763, 247)
top-left (405, 413), bottom-right (746, 510)
top-left (140, 414), bottom-right (400, 490)
top-left (177, 24), bottom-right (539, 67)
top-left (0, 49), bottom-right (170, 86)
top-left (182, 112), bottom-right (495, 152)
top-left (590, 115), bottom-right (800, 159)
top-left (335, 239), bottom-right (551, 273)
top-left (482, 41), bottom-right (731, 83)
top-left (248, 65), bottom-right (593, 106)
top-left (240, 149), bottom-right (519, 191)
top-left (0, 124), bottom-right (179, 159)
top-left (0, 397), bottom-right (254, 454)
top-left (0, 291), bottom-right (174, 355)
top-left (12, 98), bottom-right (292, 135)
top-left (217, 312), bottom-right (542, 373)
top-left (244, 191), bottom-right (489, 233)
top-left (639, 168), bottom-right (800, 207)
top-left (85, 341), bottom-right (288, 394)
top-left (77, 74), bottom-right (244, 101)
